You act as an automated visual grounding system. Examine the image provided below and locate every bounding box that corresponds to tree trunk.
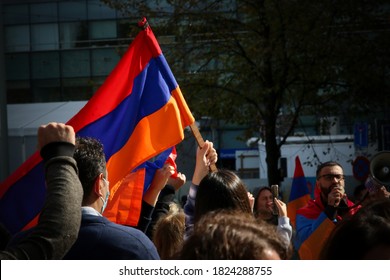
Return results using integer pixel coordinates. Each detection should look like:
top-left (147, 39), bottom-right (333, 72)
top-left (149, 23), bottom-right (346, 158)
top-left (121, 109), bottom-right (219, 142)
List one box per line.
top-left (264, 118), bottom-right (281, 186)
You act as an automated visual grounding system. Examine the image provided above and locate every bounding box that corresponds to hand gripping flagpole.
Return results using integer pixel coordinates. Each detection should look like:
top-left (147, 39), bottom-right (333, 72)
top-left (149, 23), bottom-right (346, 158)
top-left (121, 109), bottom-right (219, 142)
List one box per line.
top-left (190, 123), bottom-right (218, 172)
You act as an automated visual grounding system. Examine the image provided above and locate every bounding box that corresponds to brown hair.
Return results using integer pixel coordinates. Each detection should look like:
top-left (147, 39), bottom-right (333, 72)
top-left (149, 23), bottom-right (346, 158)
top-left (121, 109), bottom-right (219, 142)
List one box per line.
top-left (178, 210), bottom-right (289, 260)
top-left (152, 203), bottom-right (185, 259)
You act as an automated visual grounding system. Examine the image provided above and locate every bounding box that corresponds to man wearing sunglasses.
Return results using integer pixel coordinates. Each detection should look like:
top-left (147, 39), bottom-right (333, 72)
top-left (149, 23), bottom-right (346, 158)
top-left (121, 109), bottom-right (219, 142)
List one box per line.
top-left (294, 161), bottom-right (360, 259)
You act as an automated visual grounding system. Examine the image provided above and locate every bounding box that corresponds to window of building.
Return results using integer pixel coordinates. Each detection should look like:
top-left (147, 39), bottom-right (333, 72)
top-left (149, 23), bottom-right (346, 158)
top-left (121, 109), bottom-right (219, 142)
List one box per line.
top-left (31, 52), bottom-right (60, 79)
top-left (5, 53), bottom-right (30, 81)
top-left (59, 0), bottom-right (87, 22)
top-left (6, 80), bottom-right (32, 104)
top-left (61, 50), bottom-right (90, 78)
top-left (89, 20), bottom-right (117, 41)
top-left (30, 2), bottom-right (58, 23)
top-left (87, 0), bottom-right (116, 20)
top-left (31, 23), bottom-right (59, 51)
top-left (91, 48), bottom-right (120, 76)
top-left (62, 78), bottom-right (93, 101)
top-left (5, 25), bottom-right (30, 52)
top-left (117, 19), bottom-right (136, 40)
top-left (32, 79), bottom-right (61, 102)
top-left (60, 22), bottom-right (88, 49)
top-left (3, 4), bottom-right (30, 25)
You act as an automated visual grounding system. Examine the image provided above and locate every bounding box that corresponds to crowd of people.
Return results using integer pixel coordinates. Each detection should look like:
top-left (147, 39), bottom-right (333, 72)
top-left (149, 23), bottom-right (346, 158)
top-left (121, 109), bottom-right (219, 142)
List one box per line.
top-left (1, 122), bottom-right (389, 260)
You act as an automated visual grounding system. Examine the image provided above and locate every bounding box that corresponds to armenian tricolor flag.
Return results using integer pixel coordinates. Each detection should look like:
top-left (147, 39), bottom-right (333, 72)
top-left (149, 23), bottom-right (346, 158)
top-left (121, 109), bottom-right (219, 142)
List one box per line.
top-left (287, 156), bottom-right (311, 227)
top-left (0, 18), bottom-right (194, 234)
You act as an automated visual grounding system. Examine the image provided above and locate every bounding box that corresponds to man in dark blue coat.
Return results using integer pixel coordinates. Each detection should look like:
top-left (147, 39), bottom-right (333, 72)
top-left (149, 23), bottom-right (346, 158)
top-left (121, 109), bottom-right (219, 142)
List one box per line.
top-left (64, 137), bottom-right (159, 260)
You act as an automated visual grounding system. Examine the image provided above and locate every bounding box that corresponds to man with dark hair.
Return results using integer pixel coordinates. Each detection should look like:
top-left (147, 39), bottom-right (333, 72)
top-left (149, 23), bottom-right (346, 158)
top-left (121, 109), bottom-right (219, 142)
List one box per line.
top-left (64, 137), bottom-right (159, 260)
top-left (294, 161), bottom-right (360, 259)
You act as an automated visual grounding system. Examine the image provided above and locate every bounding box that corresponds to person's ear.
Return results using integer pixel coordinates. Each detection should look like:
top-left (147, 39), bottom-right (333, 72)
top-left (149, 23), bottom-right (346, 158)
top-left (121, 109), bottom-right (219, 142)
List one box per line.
top-left (93, 173), bottom-right (104, 197)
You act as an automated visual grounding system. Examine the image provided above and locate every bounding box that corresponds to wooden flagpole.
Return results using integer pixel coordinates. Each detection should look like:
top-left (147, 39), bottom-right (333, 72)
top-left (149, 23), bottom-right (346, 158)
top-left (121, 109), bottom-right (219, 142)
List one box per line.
top-left (190, 123), bottom-right (218, 172)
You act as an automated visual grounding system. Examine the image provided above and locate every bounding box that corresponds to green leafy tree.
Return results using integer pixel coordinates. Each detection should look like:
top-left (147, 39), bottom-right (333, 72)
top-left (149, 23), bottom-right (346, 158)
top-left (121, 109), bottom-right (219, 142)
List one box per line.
top-left (103, 0), bottom-right (390, 185)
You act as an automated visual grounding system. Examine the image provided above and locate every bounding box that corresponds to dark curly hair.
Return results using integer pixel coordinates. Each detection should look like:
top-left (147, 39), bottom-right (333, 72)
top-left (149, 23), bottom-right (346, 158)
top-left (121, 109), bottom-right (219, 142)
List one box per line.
top-left (74, 137), bottom-right (107, 202)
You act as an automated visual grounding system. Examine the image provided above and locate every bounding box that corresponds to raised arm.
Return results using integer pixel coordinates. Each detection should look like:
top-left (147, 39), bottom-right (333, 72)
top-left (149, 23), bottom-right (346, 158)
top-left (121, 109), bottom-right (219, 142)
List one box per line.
top-left (0, 123), bottom-right (83, 260)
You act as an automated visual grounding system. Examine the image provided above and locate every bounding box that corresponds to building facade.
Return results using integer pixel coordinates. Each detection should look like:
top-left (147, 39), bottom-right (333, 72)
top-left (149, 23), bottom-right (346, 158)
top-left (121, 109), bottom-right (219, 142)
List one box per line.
top-left (3, 0), bottom-right (139, 103)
